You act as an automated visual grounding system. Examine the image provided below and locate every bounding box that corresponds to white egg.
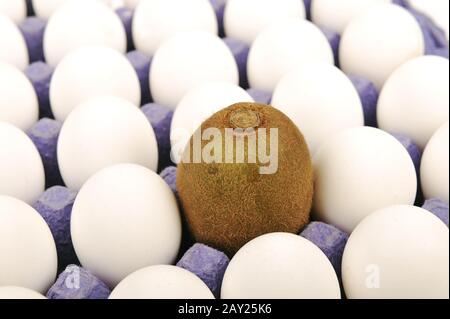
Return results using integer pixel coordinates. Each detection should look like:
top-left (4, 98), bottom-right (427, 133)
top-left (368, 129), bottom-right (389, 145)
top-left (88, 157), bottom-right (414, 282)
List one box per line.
top-left (311, 0), bottom-right (391, 34)
top-left (377, 56), bottom-right (449, 149)
top-left (421, 122), bottom-right (449, 204)
top-left (313, 127), bottom-right (417, 233)
top-left (0, 14), bottom-right (28, 70)
top-left (272, 63), bottom-right (364, 155)
top-left (150, 31), bottom-right (239, 109)
top-left (133, 0), bottom-right (218, 55)
top-left (50, 46), bottom-right (141, 122)
top-left (0, 0), bottom-right (27, 24)
top-left (0, 287), bottom-right (47, 299)
top-left (71, 164), bottom-right (182, 288)
top-left (171, 82), bottom-right (254, 163)
top-left (0, 62), bottom-right (38, 131)
top-left (123, 0), bottom-right (141, 8)
top-left (340, 4), bottom-right (424, 90)
top-left (33, 0), bottom-right (119, 20)
top-left (224, 0), bottom-right (306, 45)
top-left (102, 0), bottom-right (126, 9)
top-left (247, 19), bottom-right (334, 93)
top-left (57, 96), bottom-right (158, 190)
top-left (109, 265), bottom-right (214, 299)
top-left (33, 0), bottom-right (71, 20)
top-left (43, 0), bottom-right (126, 66)
top-left (221, 233), bottom-right (341, 299)
top-left (342, 205), bottom-right (449, 299)
top-left (0, 196), bottom-right (57, 294)
top-left (0, 122), bottom-right (45, 204)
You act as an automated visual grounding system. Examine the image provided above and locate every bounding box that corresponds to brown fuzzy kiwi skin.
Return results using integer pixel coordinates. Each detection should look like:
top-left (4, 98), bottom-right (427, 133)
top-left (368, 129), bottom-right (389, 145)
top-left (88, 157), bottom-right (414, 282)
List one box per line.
top-left (177, 102), bottom-right (314, 256)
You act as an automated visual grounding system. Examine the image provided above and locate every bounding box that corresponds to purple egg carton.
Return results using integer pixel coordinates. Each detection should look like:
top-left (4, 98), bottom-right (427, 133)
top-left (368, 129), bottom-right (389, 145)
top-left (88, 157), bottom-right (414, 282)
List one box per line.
top-left (127, 50), bottom-right (153, 105)
top-left (116, 7), bottom-right (134, 52)
top-left (33, 186), bottom-right (78, 271)
top-left (19, 17), bottom-right (46, 63)
top-left (177, 243), bottom-right (230, 298)
top-left (223, 37), bottom-right (250, 89)
top-left (301, 222), bottom-right (349, 278)
top-left (25, 62), bottom-right (54, 119)
top-left (47, 265), bottom-right (111, 299)
top-left (422, 199), bottom-right (449, 227)
top-left (348, 75), bottom-right (379, 128)
top-left (141, 103), bottom-right (174, 171)
top-left (210, 0), bottom-right (227, 37)
top-left (27, 118), bottom-right (64, 188)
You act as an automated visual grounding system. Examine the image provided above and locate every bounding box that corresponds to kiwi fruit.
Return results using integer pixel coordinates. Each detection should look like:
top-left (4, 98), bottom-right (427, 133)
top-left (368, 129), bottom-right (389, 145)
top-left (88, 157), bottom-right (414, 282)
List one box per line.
top-left (177, 102), bottom-right (313, 256)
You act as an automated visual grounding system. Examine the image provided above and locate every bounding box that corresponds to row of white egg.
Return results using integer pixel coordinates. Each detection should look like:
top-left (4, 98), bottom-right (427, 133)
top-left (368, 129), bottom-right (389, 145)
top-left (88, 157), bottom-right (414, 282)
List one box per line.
top-left (1, 2), bottom-right (447, 144)
top-left (1, 46), bottom-right (448, 205)
top-left (0, 191), bottom-right (448, 299)
top-left (0, 0), bottom-right (136, 22)
top-left (0, 0), bottom-right (441, 88)
top-left (3, 0), bottom-right (447, 39)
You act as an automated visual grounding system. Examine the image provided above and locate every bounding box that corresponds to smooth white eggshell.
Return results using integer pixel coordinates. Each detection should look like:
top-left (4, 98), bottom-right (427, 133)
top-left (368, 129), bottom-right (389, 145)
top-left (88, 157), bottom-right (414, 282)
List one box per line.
top-left (221, 233), bottom-right (341, 299)
top-left (272, 63), bottom-right (364, 155)
top-left (133, 0), bottom-right (218, 55)
top-left (33, 0), bottom-right (120, 20)
top-left (0, 196), bottom-right (57, 294)
top-left (109, 265), bottom-right (214, 299)
top-left (43, 0), bottom-right (126, 66)
top-left (150, 31), bottom-right (239, 109)
top-left (171, 82), bottom-right (254, 163)
top-left (33, 0), bottom-right (70, 20)
top-left (343, 205), bottom-right (449, 299)
top-left (57, 96), bottom-right (158, 190)
top-left (0, 15), bottom-right (28, 70)
top-left (0, 0), bottom-right (27, 24)
top-left (0, 62), bottom-right (39, 131)
top-left (339, 4), bottom-right (424, 90)
top-left (123, 0), bottom-right (141, 8)
top-left (313, 127), bottom-right (417, 233)
top-left (421, 122), bottom-right (449, 204)
top-left (311, 0), bottom-right (391, 34)
top-left (248, 19), bottom-right (334, 92)
top-left (224, 0), bottom-right (306, 45)
top-left (50, 46), bottom-right (141, 122)
top-left (71, 164), bottom-right (182, 288)
top-left (0, 122), bottom-right (45, 204)
top-left (102, 0), bottom-right (126, 9)
top-left (0, 287), bottom-right (47, 299)
top-left (377, 56), bottom-right (449, 149)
